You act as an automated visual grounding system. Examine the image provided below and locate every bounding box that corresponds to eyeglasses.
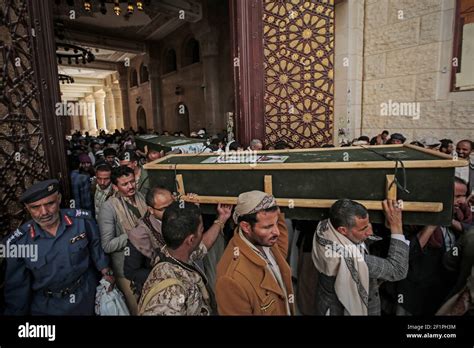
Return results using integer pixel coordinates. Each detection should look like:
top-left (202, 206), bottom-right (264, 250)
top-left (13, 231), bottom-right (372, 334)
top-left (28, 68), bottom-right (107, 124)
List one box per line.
top-left (151, 204), bottom-right (170, 212)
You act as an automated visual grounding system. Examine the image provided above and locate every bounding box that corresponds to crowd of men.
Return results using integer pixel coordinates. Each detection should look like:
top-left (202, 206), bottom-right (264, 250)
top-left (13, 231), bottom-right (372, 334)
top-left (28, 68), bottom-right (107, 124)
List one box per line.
top-left (1, 127), bottom-right (473, 316)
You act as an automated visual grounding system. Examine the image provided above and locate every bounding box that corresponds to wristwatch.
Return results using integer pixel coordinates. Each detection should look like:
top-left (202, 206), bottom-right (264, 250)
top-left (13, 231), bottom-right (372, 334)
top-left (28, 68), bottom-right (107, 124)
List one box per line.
top-left (214, 219), bottom-right (225, 231)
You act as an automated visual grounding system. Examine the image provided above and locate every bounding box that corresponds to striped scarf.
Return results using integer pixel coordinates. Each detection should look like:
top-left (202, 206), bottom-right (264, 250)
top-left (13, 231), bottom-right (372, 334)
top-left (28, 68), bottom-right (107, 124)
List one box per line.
top-left (108, 191), bottom-right (147, 234)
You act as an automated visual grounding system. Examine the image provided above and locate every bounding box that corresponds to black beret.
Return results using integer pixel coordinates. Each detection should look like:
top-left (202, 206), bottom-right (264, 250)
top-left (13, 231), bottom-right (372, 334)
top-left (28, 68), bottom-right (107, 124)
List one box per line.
top-left (20, 179), bottom-right (60, 204)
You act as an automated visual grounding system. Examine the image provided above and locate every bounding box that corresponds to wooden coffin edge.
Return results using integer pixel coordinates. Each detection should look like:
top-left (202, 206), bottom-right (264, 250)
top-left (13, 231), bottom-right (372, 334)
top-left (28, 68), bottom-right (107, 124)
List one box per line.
top-left (173, 174), bottom-right (444, 213)
top-left (180, 195), bottom-right (444, 213)
top-left (144, 144), bottom-right (468, 170)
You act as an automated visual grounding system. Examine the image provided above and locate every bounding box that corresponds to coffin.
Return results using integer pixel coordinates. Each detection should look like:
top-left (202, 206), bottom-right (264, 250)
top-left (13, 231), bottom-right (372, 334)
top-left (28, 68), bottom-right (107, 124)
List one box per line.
top-left (143, 144), bottom-right (468, 226)
top-left (135, 135), bottom-right (207, 154)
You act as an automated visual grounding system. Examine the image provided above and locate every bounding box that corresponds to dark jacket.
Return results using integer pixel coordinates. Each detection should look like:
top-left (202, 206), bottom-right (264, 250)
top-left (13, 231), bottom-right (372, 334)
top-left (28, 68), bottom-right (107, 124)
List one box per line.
top-left (123, 240), bottom-right (153, 296)
top-left (396, 232), bottom-right (457, 315)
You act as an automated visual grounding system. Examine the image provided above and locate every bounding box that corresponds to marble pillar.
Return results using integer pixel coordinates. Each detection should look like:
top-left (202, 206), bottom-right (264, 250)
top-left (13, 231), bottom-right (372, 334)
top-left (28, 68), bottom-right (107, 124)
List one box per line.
top-left (85, 95), bottom-right (98, 134)
top-left (93, 90), bottom-right (107, 133)
top-left (196, 31), bottom-right (220, 134)
top-left (104, 87), bottom-right (117, 132)
top-left (112, 84), bottom-right (125, 130)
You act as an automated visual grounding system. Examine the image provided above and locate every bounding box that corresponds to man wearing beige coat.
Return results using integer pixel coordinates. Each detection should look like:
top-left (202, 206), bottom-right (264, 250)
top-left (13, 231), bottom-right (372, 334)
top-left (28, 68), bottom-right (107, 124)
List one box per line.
top-left (216, 191), bottom-right (294, 315)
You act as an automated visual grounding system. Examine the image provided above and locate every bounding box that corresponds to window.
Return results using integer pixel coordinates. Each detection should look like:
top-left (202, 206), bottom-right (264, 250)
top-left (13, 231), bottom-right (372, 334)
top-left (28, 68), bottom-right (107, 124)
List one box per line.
top-left (163, 49), bottom-right (177, 74)
top-left (137, 106), bottom-right (147, 131)
top-left (182, 37), bottom-right (200, 66)
top-left (452, 0), bottom-right (474, 91)
top-left (130, 68), bottom-right (138, 87)
top-left (140, 63), bottom-right (149, 83)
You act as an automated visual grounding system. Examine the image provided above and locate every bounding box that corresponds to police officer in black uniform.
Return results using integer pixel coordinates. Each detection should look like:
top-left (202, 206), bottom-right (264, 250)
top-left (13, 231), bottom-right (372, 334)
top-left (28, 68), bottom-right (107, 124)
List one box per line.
top-left (3, 179), bottom-right (114, 315)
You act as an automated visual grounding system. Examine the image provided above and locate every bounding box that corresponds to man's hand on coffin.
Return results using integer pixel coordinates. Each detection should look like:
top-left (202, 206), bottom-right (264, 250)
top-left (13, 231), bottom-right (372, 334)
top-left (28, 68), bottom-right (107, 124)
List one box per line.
top-left (187, 193), bottom-right (199, 206)
top-left (382, 199), bottom-right (403, 234)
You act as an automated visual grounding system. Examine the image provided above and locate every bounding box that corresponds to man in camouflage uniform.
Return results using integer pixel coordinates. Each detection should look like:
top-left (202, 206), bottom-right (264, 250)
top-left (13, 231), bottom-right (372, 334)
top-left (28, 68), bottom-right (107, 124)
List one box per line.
top-left (138, 200), bottom-right (231, 315)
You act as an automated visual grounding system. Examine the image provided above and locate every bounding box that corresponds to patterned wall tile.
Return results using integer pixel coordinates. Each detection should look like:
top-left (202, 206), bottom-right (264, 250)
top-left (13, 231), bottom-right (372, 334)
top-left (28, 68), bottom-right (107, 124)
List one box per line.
top-left (263, 0), bottom-right (334, 148)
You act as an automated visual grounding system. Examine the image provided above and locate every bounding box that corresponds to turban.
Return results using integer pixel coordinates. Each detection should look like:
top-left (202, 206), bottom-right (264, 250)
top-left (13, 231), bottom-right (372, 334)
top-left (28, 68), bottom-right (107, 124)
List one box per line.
top-left (233, 190), bottom-right (277, 224)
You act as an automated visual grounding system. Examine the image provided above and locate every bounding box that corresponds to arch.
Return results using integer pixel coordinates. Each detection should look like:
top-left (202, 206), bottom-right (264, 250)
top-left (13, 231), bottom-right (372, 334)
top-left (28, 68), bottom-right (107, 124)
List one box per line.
top-left (163, 48), bottom-right (177, 74)
top-left (176, 103), bottom-right (190, 136)
top-left (137, 106), bottom-right (147, 131)
top-left (140, 63), bottom-right (149, 83)
top-left (182, 37), bottom-right (200, 66)
top-left (130, 68), bottom-right (138, 87)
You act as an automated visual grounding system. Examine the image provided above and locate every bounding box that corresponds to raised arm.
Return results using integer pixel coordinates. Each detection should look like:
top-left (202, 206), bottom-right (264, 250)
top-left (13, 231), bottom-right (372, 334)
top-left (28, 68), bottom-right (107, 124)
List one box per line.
top-left (276, 211), bottom-right (289, 259)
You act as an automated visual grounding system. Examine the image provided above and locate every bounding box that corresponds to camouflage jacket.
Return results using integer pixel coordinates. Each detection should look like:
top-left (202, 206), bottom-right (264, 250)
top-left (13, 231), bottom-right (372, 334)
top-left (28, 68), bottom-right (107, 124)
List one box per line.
top-left (138, 243), bottom-right (212, 316)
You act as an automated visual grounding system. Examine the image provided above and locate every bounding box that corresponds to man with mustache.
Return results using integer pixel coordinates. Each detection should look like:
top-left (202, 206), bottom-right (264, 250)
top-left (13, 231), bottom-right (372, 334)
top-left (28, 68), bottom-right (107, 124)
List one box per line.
top-left (93, 164), bottom-right (114, 220)
top-left (455, 140), bottom-right (473, 187)
top-left (4, 179), bottom-right (113, 315)
top-left (216, 191), bottom-right (295, 315)
top-left (312, 199), bottom-right (409, 316)
top-left (99, 166), bottom-right (147, 315)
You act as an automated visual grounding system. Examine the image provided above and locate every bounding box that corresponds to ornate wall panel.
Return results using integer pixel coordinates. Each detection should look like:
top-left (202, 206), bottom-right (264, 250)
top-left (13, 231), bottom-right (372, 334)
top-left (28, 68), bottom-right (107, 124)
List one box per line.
top-left (0, 0), bottom-right (49, 234)
top-left (263, 0), bottom-right (334, 148)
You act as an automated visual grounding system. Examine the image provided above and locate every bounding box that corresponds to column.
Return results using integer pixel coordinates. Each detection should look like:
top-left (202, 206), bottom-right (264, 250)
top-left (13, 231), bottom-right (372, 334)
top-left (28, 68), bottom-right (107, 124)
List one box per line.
top-left (85, 95), bottom-right (98, 134)
top-left (196, 30), bottom-right (220, 135)
top-left (146, 43), bottom-right (163, 132)
top-left (71, 101), bottom-right (81, 133)
top-left (118, 66), bottom-right (131, 130)
top-left (334, 0), bottom-right (364, 145)
top-left (93, 90), bottom-right (107, 133)
top-left (104, 86), bottom-right (117, 132)
top-left (79, 98), bottom-right (89, 132)
top-left (112, 83), bottom-right (125, 130)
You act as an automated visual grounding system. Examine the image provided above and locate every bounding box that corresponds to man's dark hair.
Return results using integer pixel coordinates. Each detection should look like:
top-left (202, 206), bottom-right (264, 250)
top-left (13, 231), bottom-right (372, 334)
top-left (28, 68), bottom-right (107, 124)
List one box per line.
top-left (238, 206), bottom-right (279, 228)
top-left (458, 139), bottom-right (473, 150)
top-left (211, 138), bottom-right (221, 146)
top-left (329, 199), bottom-right (368, 230)
top-left (229, 141), bottom-right (241, 151)
top-left (118, 150), bottom-right (138, 162)
top-left (274, 141), bottom-right (291, 150)
top-left (382, 130), bottom-right (389, 135)
top-left (162, 201), bottom-right (202, 249)
top-left (111, 166), bottom-right (134, 185)
top-left (454, 176), bottom-right (469, 195)
top-left (439, 139), bottom-right (453, 152)
top-left (145, 186), bottom-right (172, 207)
top-left (104, 148), bottom-right (117, 157)
top-left (95, 164), bottom-right (112, 173)
top-left (454, 176), bottom-right (468, 187)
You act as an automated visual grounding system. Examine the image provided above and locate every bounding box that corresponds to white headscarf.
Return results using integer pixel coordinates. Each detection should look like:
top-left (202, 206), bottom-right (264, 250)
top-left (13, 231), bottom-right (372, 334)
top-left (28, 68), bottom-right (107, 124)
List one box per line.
top-left (312, 219), bottom-right (370, 315)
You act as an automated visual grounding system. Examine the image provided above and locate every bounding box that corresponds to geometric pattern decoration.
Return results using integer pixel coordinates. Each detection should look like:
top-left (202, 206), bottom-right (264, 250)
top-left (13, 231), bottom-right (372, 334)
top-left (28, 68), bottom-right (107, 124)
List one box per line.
top-left (0, 1), bottom-right (49, 235)
top-left (263, 0), bottom-right (334, 148)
